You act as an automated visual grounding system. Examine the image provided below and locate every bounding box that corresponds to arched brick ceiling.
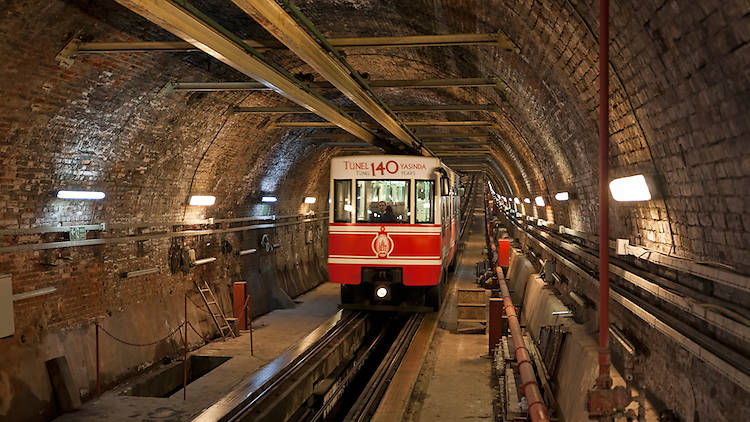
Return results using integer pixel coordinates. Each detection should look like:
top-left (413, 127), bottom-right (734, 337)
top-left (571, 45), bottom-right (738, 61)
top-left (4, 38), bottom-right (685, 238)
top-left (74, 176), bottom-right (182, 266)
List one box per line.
top-left (2, 0), bottom-right (748, 272)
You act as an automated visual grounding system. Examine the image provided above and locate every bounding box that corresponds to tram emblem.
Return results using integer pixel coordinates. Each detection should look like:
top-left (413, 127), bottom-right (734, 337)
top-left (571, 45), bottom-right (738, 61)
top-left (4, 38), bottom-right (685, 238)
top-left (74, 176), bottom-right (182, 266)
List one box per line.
top-left (371, 226), bottom-right (394, 258)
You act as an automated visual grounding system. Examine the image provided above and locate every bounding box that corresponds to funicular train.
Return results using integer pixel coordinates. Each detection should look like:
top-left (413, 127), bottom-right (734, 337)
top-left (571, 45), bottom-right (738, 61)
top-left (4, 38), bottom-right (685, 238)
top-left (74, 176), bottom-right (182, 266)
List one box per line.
top-left (327, 155), bottom-right (460, 311)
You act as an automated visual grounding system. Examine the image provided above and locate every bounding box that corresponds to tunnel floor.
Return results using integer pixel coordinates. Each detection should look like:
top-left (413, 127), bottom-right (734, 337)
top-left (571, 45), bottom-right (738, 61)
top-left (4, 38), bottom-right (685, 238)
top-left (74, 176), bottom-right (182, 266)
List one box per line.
top-left (403, 209), bottom-right (495, 421)
top-left (52, 282), bottom-right (341, 421)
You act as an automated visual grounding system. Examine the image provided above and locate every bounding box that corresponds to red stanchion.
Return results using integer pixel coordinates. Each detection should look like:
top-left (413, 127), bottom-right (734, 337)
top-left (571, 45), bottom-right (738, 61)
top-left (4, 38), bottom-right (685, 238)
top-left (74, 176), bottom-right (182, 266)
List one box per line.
top-left (183, 295), bottom-right (187, 400)
top-left (95, 323), bottom-right (100, 397)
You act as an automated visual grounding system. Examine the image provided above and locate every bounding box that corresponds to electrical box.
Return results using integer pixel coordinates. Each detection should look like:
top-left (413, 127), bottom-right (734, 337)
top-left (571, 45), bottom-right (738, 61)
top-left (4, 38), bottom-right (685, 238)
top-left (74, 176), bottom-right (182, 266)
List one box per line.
top-left (0, 273), bottom-right (14, 338)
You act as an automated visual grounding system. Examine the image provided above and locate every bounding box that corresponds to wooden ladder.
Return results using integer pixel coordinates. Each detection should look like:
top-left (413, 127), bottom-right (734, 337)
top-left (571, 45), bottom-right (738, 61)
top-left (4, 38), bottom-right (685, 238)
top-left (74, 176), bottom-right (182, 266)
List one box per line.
top-left (195, 280), bottom-right (236, 340)
top-left (456, 288), bottom-right (487, 333)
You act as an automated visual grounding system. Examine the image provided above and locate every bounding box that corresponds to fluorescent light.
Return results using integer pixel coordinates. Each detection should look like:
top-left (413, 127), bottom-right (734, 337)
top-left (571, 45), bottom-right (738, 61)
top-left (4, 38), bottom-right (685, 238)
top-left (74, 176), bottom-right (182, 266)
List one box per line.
top-left (555, 192), bottom-right (569, 201)
top-left (57, 190), bottom-right (105, 200)
top-left (514, 197), bottom-right (520, 204)
top-left (261, 196), bottom-right (278, 203)
top-left (609, 175), bottom-right (651, 202)
top-left (304, 196), bottom-right (316, 204)
top-left (524, 198), bottom-right (531, 204)
top-left (344, 204), bottom-right (353, 212)
top-left (535, 196), bottom-right (545, 206)
top-left (189, 195), bottom-right (216, 206)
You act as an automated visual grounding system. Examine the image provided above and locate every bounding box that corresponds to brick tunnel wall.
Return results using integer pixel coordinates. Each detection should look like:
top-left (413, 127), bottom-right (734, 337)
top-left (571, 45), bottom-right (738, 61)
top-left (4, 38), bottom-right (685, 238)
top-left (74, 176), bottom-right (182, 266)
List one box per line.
top-left (0, 1), bottom-right (337, 420)
top-left (0, 0), bottom-right (748, 421)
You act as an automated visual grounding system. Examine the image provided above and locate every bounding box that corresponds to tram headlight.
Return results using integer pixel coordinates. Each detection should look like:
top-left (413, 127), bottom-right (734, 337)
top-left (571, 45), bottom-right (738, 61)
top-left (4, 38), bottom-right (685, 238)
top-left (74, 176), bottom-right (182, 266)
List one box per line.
top-left (375, 285), bottom-right (390, 300)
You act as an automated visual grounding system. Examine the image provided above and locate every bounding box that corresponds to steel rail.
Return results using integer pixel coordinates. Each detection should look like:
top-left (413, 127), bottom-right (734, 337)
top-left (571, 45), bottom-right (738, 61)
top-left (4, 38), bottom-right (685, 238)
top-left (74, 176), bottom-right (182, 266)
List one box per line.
top-left (224, 312), bottom-right (368, 422)
top-left (499, 209), bottom-right (750, 392)
top-left (343, 313), bottom-right (424, 422)
top-left (308, 329), bottom-right (390, 422)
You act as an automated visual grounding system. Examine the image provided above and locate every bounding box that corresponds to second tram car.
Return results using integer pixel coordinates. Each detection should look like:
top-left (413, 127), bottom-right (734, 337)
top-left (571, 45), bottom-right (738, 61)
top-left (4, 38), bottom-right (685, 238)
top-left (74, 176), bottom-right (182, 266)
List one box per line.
top-left (328, 155), bottom-right (460, 310)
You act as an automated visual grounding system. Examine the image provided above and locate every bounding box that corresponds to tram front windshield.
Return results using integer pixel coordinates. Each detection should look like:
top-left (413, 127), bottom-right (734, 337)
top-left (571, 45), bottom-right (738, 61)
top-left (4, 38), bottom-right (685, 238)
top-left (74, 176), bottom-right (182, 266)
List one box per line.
top-left (356, 180), bottom-right (410, 223)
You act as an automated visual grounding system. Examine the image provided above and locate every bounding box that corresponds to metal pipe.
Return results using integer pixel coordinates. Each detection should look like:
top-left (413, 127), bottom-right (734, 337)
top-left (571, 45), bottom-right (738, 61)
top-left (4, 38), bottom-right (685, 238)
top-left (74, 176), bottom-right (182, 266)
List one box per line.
top-left (71, 32), bottom-right (513, 55)
top-left (96, 323), bottom-right (100, 397)
top-left (598, 0), bottom-right (612, 388)
top-left (192, 257), bottom-right (217, 266)
top-left (232, 104), bottom-right (501, 114)
top-left (486, 215), bottom-right (550, 421)
top-left (121, 267), bottom-right (160, 278)
top-left (183, 295), bottom-right (188, 400)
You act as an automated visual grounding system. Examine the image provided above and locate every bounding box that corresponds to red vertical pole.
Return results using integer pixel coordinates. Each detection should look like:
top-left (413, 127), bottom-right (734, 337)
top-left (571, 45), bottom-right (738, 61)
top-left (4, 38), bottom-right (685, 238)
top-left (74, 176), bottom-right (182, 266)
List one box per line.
top-left (597, 0), bottom-right (612, 388)
top-left (95, 323), bottom-right (100, 397)
top-left (247, 294), bottom-right (254, 356)
top-left (233, 282), bottom-right (248, 331)
top-left (184, 295), bottom-right (188, 400)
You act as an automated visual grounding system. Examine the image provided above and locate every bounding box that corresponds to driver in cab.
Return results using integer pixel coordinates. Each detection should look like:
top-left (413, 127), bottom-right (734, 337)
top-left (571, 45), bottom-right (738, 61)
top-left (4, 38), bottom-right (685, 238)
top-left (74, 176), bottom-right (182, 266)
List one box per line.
top-left (372, 201), bottom-right (397, 223)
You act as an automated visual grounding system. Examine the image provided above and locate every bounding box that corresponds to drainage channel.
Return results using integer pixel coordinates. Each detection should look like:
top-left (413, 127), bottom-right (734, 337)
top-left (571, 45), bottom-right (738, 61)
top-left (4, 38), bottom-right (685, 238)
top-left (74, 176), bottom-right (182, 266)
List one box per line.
top-left (194, 311), bottom-right (424, 422)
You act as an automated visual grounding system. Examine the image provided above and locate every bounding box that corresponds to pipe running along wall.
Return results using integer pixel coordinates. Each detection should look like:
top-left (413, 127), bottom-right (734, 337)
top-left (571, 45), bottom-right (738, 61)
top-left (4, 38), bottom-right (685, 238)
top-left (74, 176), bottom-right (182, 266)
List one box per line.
top-left (487, 211), bottom-right (551, 422)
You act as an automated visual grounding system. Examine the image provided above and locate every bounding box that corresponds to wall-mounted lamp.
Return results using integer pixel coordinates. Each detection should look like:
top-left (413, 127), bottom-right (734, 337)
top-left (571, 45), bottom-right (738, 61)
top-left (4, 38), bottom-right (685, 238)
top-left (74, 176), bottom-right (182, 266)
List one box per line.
top-left (535, 196), bottom-right (545, 207)
top-left (523, 198), bottom-right (531, 204)
top-left (261, 196), bottom-right (278, 203)
top-left (555, 191), bottom-right (570, 201)
top-left (609, 174), bottom-right (653, 202)
top-left (57, 190), bottom-right (105, 200)
top-left (189, 195), bottom-right (216, 206)
top-left (304, 196), bottom-right (317, 204)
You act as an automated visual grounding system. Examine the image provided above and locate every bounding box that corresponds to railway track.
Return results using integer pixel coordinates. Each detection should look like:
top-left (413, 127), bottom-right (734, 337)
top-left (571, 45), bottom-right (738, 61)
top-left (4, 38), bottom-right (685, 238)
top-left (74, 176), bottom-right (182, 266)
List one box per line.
top-left (496, 209), bottom-right (750, 392)
top-left (193, 311), bottom-right (426, 422)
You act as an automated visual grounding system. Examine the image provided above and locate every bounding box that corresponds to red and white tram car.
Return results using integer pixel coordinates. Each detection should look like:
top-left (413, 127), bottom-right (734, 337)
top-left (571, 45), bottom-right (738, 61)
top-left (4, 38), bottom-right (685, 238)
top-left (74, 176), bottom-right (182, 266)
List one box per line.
top-left (328, 155), bottom-right (460, 310)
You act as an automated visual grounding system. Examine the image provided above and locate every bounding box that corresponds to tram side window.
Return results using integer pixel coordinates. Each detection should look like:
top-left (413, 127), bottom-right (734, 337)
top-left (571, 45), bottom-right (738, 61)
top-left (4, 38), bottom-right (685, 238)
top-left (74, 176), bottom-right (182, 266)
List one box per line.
top-left (415, 180), bottom-right (435, 224)
top-left (356, 180), bottom-right (410, 223)
top-left (333, 179), bottom-right (352, 223)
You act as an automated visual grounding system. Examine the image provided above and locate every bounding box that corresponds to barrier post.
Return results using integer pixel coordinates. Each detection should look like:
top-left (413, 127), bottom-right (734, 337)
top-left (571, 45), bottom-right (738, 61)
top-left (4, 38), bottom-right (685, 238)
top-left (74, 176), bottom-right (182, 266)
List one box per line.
top-left (183, 295), bottom-right (187, 400)
top-left (233, 282), bottom-right (248, 331)
top-left (95, 323), bottom-right (100, 397)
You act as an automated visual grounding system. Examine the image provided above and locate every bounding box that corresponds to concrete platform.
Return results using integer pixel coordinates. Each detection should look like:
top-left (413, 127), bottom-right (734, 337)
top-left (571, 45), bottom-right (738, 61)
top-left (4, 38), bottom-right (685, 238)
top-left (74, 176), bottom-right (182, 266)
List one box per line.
top-left (405, 210), bottom-right (495, 422)
top-left (53, 282), bottom-right (340, 421)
